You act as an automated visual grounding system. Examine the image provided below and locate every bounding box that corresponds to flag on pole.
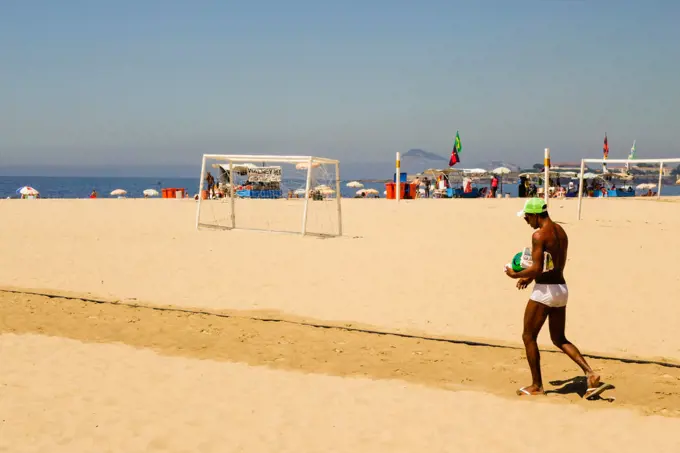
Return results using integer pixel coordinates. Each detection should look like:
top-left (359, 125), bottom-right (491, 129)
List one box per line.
top-left (602, 133), bottom-right (609, 172)
top-left (448, 130), bottom-right (462, 167)
top-left (629, 140), bottom-right (636, 159)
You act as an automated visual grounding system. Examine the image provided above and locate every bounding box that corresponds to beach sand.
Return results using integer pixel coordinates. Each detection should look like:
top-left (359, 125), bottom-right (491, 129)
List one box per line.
top-left (0, 197), bottom-right (678, 361)
top-left (1, 197), bottom-right (680, 451)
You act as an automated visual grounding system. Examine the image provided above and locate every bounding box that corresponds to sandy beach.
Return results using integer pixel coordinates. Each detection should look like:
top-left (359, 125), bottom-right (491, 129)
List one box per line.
top-left (2, 197), bottom-right (680, 452)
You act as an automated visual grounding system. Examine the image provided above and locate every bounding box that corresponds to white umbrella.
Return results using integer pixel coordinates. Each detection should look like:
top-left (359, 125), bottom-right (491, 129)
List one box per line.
top-left (364, 188), bottom-right (379, 195)
top-left (293, 188), bottom-right (306, 196)
top-left (143, 189), bottom-right (159, 197)
top-left (636, 183), bottom-right (656, 190)
top-left (464, 168), bottom-right (487, 175)
top-left (492, 167), bottom-right (511, 175)
top-left (347, 181), bottom-right (364, 188)
top-left (356, 189), bottom-right (366, 196)
top-left (315, 185), bottom-right (335, 195)
top-left (17, 186), bottom-right (39, 196)
top-left (110, 189), bottom-right (127, 196)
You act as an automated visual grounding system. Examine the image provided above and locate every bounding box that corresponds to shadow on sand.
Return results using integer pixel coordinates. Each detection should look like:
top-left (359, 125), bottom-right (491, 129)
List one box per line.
top-left (547, 376), bottom-right (616, 401)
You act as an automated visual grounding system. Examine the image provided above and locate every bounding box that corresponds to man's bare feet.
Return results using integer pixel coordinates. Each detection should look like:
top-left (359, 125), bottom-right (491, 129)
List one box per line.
top-left (586, 372), bottom-right (601, 390)
top-left (517, 385), bottom-right (545, 396)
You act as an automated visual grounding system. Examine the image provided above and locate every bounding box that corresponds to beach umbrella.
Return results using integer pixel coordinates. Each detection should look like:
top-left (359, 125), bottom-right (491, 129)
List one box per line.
top-left (315, 185), bottom-right (335, 196)
top-left (356, 189), bottom-right (366, 196)
top-left (464, 168), bottom-right (487, 175)
top-left (293, 188), bottom-right (306, 196)
top-left (492, 167), bottom-right (511, 195)
top-left (110, 189), bottom-right (127, 197)
top-left (16, 186), bottom-right (39, 196)
top-left (143, 189), bottom-right (159, 197)
top-left (346, 181), bottom-right (364, 188)
top-left (636, 183), bottom-right (656, 190)
top-left (364, 188), bottom-right (379, 195)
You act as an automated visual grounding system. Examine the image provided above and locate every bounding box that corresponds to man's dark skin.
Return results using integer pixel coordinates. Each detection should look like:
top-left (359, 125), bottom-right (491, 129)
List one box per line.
top-left (505, 210), bottom-right (601, 396)
top-left (206, 172), bottom-right (215, 197)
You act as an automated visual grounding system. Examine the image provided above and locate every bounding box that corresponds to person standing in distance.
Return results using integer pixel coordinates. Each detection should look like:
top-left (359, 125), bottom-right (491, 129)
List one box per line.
top-left (505, 198), bottom-right (612, 399)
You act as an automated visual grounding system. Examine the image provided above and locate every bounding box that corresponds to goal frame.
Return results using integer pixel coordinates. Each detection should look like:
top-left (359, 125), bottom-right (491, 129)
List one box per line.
top-left (196, 154), bottom-right (343, 237)
top-left (576, 157), bottom-right (680, 220)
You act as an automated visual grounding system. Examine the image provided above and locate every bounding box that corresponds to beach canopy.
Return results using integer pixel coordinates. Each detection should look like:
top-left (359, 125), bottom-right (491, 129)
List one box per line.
top-left (215, 163), bottom-right (257, 174)
top-left (463, 168), bottom-right (487, 175)
top-left (143, 189), bottom-right (159, 197)
top-left (110, 189), bottom-right (127, 196)
top-left (16, 186), bottom-right (39, 196)
top-left (346, 181), bottom-right (364, 188)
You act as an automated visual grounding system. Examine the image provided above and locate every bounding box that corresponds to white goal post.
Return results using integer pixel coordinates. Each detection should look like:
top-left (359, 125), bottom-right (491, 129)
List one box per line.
top-left (195, 154), bottom-right (343, 237)
top-left (576, 157), bottom-right (680, 220)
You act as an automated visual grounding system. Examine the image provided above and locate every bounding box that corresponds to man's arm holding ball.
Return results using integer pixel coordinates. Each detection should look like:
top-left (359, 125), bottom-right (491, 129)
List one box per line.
top-left (505, 232), bottom-right (545, 287)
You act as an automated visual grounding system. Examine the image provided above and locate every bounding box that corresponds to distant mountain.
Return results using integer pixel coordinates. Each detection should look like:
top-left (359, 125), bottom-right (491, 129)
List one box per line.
top-left (401, 149), bottom-right (448, 161)
top-left (400, 148), bottom-right (448, 174)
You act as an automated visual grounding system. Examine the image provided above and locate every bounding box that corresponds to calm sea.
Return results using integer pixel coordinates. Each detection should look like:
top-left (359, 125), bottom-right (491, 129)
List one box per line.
top-left (2, 175), bottom-right (680, 199)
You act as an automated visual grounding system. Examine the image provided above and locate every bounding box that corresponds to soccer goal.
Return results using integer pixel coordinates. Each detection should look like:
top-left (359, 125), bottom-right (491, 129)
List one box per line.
top-left (196, 154), bottom-right (343, 237)
top-left (576, 157), bottom-right (680, 220)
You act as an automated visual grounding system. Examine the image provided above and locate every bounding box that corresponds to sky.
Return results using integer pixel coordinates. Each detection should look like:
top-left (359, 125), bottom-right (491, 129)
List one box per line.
top-left (1, 0), bottom-right (679, 174)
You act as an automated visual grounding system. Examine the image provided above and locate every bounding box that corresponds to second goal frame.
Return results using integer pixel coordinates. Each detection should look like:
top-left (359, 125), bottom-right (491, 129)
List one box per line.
top-left (576, 157), bottom-right (680, 220)
top-left (195, 154), bottom-right (343, 237)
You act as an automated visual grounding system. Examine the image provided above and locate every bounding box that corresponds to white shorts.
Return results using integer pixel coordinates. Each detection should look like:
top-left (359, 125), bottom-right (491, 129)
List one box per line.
top-left (530, 284), bottom-right (569, 308)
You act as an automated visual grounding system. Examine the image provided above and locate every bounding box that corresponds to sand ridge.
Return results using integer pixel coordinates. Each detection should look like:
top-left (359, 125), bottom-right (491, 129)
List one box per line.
top-left (3, 290), bottom-right (679, 417)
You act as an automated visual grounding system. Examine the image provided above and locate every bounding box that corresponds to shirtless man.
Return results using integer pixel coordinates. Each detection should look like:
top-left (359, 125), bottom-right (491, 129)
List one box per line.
top-left (505, 198), bottom-right (611, 399)
top-left (206, 172), bottom-right (215, 198)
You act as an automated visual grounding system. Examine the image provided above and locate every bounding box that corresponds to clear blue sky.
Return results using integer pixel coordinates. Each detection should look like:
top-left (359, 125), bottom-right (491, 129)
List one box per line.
top-left (2, 0), bottom-right (679, 170)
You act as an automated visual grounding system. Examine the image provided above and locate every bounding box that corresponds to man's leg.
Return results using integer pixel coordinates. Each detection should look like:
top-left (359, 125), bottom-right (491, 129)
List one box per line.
top-left (548, 307), bottom-right (600, 389)
top-left (519, 300), bottom-right (549, 395)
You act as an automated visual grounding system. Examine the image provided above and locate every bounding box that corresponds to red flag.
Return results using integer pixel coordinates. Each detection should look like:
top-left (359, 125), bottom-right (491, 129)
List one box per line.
top-left (449, 149), bottom-right (460, 166)
top-left (603, 133), bottom-right (609, 159)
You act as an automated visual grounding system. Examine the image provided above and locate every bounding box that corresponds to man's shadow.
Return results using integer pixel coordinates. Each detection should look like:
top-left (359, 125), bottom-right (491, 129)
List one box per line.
top-left (547, 376), bottom-right (616, 401)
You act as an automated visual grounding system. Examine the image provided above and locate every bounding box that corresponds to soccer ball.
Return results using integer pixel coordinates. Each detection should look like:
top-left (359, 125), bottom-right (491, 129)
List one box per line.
top-left (510, 252), bottom-right (525, 272)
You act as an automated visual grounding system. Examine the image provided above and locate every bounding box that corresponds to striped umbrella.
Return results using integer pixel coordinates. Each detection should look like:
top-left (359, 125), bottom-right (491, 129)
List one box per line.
top-left (17, 186), bottom-right (39, 196)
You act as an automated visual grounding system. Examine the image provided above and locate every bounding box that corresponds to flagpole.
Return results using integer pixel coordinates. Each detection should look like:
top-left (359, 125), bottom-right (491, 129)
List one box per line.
top-left (396, 152), bottom-right (400, 203)
top-left (544, 148), bottom-right (550, 205)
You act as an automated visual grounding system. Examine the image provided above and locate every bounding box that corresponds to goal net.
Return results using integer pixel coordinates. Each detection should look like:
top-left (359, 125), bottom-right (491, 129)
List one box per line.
top-left (196, 154), bottom-right (343, 237)
top-left (576, 157), bottom-right (680, 220)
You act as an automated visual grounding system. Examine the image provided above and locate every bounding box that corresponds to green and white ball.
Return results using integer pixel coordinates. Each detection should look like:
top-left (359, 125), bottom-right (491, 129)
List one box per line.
top-left (510, 251), bottom-right (526, 272)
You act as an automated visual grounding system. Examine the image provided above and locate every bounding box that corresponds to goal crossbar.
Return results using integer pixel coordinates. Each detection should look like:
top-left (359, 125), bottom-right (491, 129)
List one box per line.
top-left (202, 154), bottom-right (339, 165)
top-left (581, 158), bottom-right (680, 164)
top-left (576, 157), bottom-right (680, 220)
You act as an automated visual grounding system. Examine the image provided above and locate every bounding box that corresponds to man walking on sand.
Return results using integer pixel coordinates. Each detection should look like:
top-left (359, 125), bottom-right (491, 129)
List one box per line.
top-left (505, 198), bottom-right (612, 399)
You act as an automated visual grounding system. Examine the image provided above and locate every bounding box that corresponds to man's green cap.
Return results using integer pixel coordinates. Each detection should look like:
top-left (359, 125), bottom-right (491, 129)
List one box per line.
top-left (517, 198), bottom-right (548, 217)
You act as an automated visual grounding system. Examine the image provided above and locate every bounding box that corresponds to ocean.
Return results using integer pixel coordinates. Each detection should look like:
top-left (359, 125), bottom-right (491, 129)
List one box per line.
top-left (2, 175), bottom-right (680, 199)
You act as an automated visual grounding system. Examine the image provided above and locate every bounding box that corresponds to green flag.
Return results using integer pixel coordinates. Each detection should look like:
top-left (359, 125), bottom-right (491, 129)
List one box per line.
top-left (629, 140), bottom-right (636, 159)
